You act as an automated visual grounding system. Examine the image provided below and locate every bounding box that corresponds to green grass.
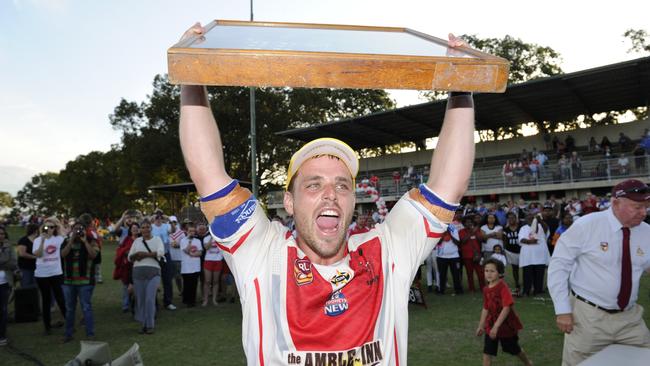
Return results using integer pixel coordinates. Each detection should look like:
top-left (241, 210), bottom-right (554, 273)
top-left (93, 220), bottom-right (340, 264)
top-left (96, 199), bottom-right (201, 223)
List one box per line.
top-left (2, 225), bottom-right (650, 365)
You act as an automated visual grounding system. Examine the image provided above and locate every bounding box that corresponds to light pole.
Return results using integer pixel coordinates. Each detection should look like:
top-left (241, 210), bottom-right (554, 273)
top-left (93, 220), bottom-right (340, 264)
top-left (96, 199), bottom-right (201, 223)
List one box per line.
top-left (249, 0), bottom-right (258, 197)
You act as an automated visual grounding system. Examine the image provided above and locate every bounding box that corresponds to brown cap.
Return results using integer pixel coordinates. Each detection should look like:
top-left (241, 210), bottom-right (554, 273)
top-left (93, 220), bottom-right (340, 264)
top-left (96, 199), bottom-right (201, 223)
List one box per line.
top-left (612, 179), bottom-right (650, 202)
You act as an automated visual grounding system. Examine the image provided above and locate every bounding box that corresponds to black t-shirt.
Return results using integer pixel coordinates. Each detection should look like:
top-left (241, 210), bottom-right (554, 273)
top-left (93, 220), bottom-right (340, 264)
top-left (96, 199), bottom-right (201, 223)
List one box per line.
top-left (543, 217), bottom-right (559, 239)
top-left (17, 235), bottom-right (36, 270)
top-left (503, 225), bottom-right (521, 254)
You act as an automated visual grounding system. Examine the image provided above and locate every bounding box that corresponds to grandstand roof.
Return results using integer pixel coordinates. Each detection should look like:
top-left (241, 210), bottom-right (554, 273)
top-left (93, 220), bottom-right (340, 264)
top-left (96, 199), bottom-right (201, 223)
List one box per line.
top-left (277, 56), bottom-right (650, 150)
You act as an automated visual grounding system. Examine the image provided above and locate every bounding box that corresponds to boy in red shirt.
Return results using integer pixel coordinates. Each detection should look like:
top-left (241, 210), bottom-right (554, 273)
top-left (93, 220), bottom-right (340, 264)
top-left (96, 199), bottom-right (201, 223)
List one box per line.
top-left (476, 258), bottom-right (532, 366)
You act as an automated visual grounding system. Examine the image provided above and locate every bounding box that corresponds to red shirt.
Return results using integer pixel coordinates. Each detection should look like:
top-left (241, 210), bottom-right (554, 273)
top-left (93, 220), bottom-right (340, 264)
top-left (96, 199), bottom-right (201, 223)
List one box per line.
top-left (114, 236), bottom-right (134, 284)
top-left (582, 197), bottom-right (599, 215)
top-left (459, 228), bottom-right (482, 259)
top-left (483, 280), bottom-right (523, 337)
top-left (349, 226), bottom-right (370, 236)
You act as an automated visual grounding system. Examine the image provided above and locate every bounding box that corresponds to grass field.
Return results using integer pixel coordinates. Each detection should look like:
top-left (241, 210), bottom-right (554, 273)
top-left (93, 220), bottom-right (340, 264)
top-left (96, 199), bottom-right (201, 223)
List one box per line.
top-left (1, 225), bottom-right (650, 365)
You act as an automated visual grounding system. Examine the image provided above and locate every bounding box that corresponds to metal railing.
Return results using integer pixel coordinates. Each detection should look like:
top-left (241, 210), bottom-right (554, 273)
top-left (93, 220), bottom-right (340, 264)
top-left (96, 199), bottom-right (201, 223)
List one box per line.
top-left (468, 154), bottom-right (649, 191)
top-left (265, 154), bottom-right (650, 206)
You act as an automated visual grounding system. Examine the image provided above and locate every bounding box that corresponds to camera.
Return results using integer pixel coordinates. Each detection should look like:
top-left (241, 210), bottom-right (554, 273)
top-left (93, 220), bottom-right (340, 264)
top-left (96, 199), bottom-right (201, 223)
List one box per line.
top-left (75, 228), bottom-right (85, 236)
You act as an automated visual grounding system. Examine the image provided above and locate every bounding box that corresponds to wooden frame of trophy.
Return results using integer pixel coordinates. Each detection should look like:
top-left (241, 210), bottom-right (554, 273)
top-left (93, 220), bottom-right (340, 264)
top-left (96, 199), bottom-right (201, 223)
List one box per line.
top-left (168, 20), bottom-right (509, 92)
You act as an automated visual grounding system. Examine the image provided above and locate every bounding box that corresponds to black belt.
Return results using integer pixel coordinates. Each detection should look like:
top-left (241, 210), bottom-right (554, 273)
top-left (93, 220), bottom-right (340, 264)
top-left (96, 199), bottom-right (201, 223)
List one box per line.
top-left (571, 290), bottom-right (623, 314)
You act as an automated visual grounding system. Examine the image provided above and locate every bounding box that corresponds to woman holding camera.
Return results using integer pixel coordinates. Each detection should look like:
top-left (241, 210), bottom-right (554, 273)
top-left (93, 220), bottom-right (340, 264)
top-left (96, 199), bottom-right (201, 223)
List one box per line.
top-left (128, 220), bottom-right (164, 334)
top-left (33, 218), bottom-right (67, 335)
top-left (61, 222), bottom-right (99, 342)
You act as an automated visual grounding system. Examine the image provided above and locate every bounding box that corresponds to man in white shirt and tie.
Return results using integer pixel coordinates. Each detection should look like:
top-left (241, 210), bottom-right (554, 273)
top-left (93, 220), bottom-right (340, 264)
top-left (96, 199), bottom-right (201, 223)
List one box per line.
top-left (548, 179), bottom-right (650, 365)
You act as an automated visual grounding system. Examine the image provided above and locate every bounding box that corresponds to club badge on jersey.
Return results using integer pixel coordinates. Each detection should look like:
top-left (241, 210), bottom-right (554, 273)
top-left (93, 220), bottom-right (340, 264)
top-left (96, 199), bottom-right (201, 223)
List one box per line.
top-left (324, 290), bottom-right (348, 316)
top-left (600, 242), bottom-right (609, 252)
top-left (329, 270), bottom-right (351, 287)
top-left (294, 258), bottom-right (313, 286)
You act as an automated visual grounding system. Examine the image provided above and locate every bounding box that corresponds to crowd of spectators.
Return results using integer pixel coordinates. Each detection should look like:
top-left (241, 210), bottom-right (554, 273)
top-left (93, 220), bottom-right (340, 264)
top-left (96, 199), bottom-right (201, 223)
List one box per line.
top-left (0, 208), bottom-right (240, 345)
top-left (1, 128), bottom-right (649, 351)
top-left (332, 129), bottom-right (650, 197)
top-left (0, 213), bottom-right (105, 345)
top-left (418, 192), bottom-right (628, 300)
top-left (500, 129), bottom-right (650, 186)
top-left (322, 190), bottom-right (624, 302)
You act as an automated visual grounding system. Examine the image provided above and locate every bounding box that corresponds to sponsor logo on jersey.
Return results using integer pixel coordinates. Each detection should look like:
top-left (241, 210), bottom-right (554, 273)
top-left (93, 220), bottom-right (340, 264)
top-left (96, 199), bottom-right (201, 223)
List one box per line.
top-left (324, 290), bottom-right (348, 316)
top-left (294, 258), bottom-right (313, 286)
top-left (235, 199), bottom-right (256, 224)
top-left (366, 275), bottom-right (379, 286)
top-left (46, 245), bottom-right (57, 255)
top-left (329, 270), bottom-right (350, 286)
top-left (190, 245), bottom-right (198, 253)
top-left (284, 340), bottom-right (383, 366)
top-left (600, 242), bottom-right (609, 252)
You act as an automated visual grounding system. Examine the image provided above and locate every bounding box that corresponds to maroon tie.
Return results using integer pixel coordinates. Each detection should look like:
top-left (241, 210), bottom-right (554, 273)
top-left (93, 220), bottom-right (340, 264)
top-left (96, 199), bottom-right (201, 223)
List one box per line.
top-left (617, 227), bottom-right (632, 310)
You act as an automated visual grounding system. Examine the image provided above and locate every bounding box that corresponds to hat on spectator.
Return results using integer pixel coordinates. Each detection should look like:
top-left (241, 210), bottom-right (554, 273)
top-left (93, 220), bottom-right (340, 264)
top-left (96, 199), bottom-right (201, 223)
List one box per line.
top-left (543, 203), bottom-right (554, 209)
top-left (286, 137), bottom-right (358, 190)
top-left (169, 215), bottom-right (178, 223)
top-left (612, 179), bottom-right (650, 202)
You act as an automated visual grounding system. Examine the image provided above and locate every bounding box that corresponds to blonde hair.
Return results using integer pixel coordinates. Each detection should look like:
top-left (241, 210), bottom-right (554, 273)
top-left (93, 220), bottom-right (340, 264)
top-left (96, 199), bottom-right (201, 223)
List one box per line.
top-left (40, 216), bottom-right (63, 236)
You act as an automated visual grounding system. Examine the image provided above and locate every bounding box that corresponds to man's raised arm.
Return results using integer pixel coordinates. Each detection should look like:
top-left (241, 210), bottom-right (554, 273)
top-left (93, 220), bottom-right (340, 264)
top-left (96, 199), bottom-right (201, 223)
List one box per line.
top-left (179, 24), bottom-right (232, 197)
top-left (425, 35), bottom-right (475, 204)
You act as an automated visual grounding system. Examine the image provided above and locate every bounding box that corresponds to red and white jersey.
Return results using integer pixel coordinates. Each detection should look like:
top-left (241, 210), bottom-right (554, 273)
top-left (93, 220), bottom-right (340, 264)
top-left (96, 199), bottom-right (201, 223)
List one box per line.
top-left (206, 189), bottom-right (447, 366)
top-left (203, 235), bottom-right (224, 261)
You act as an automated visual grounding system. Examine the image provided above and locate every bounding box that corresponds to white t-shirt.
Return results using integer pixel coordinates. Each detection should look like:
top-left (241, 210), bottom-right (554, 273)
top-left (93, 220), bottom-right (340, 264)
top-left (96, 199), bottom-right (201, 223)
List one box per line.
top-left (202, 189), bottom-right (447, 366)
top-left (491, 252), bottom-right (507, 267)
top-left (436, 228), bottom-right (460, 258)
top-left (169, 229), bottom-right (186, 261)
top-left (33, 235), bottom-right (65, 278)
top-left (203, 235), bottom-right (224, 262)
top-left (480, 224), bottom-right (503, 252)
top-left (180, 237), bottom-right (202, 274)
top-left (517, 224), bottom-right (550, 267)
top-left (128, 236), bottom-right (164, 269)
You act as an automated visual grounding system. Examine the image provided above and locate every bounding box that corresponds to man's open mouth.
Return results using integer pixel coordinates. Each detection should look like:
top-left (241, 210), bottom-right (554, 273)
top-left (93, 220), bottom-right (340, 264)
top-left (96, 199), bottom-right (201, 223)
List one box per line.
top-left (316, 209), bottom-right (340, 234)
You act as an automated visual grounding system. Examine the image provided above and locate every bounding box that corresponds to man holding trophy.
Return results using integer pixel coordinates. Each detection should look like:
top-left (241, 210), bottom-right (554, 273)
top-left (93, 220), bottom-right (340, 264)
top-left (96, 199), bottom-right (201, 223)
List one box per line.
top-left (178, 23), bottom-right (477, 366)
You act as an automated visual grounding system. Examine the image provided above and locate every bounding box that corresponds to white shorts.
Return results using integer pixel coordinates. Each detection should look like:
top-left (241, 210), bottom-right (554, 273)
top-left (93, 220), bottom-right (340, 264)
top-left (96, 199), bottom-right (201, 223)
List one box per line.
top-left (505, 250), bottom-right (520, 266)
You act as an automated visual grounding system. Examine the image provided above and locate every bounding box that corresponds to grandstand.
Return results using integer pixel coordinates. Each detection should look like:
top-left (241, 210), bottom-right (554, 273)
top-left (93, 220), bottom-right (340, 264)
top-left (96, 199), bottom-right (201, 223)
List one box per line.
top-left (267, 56), bottom-right (650, 216)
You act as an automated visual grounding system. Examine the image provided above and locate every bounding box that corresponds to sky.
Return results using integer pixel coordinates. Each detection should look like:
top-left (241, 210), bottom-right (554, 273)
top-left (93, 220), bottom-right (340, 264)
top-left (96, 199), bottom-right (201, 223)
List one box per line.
top-left (1, 0), bottom-right (649, 195)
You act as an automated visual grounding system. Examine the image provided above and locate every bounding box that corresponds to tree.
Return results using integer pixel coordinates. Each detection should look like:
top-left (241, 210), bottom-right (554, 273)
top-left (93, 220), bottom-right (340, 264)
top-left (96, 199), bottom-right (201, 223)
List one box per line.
top-left (424, 32), bottom-right (648, 140)
top-left (15, 172), bottom-right (64, 216)
top-left (57, 150), bottom-right (131, 219)
top-left (423, 34), bottom-right (563, 103)
top-left (420, 35), bottom-right (564, 139)
top-left (109, 75), bottom-right (395, 201)
top-left (0, 192), bottom-right (13, 214)
top-left (463, 34), bottom-right (563, 84)
top-left (622, 29), bottom-right (649, 122)
top-left (624, 29), bottom-right (650, 54)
